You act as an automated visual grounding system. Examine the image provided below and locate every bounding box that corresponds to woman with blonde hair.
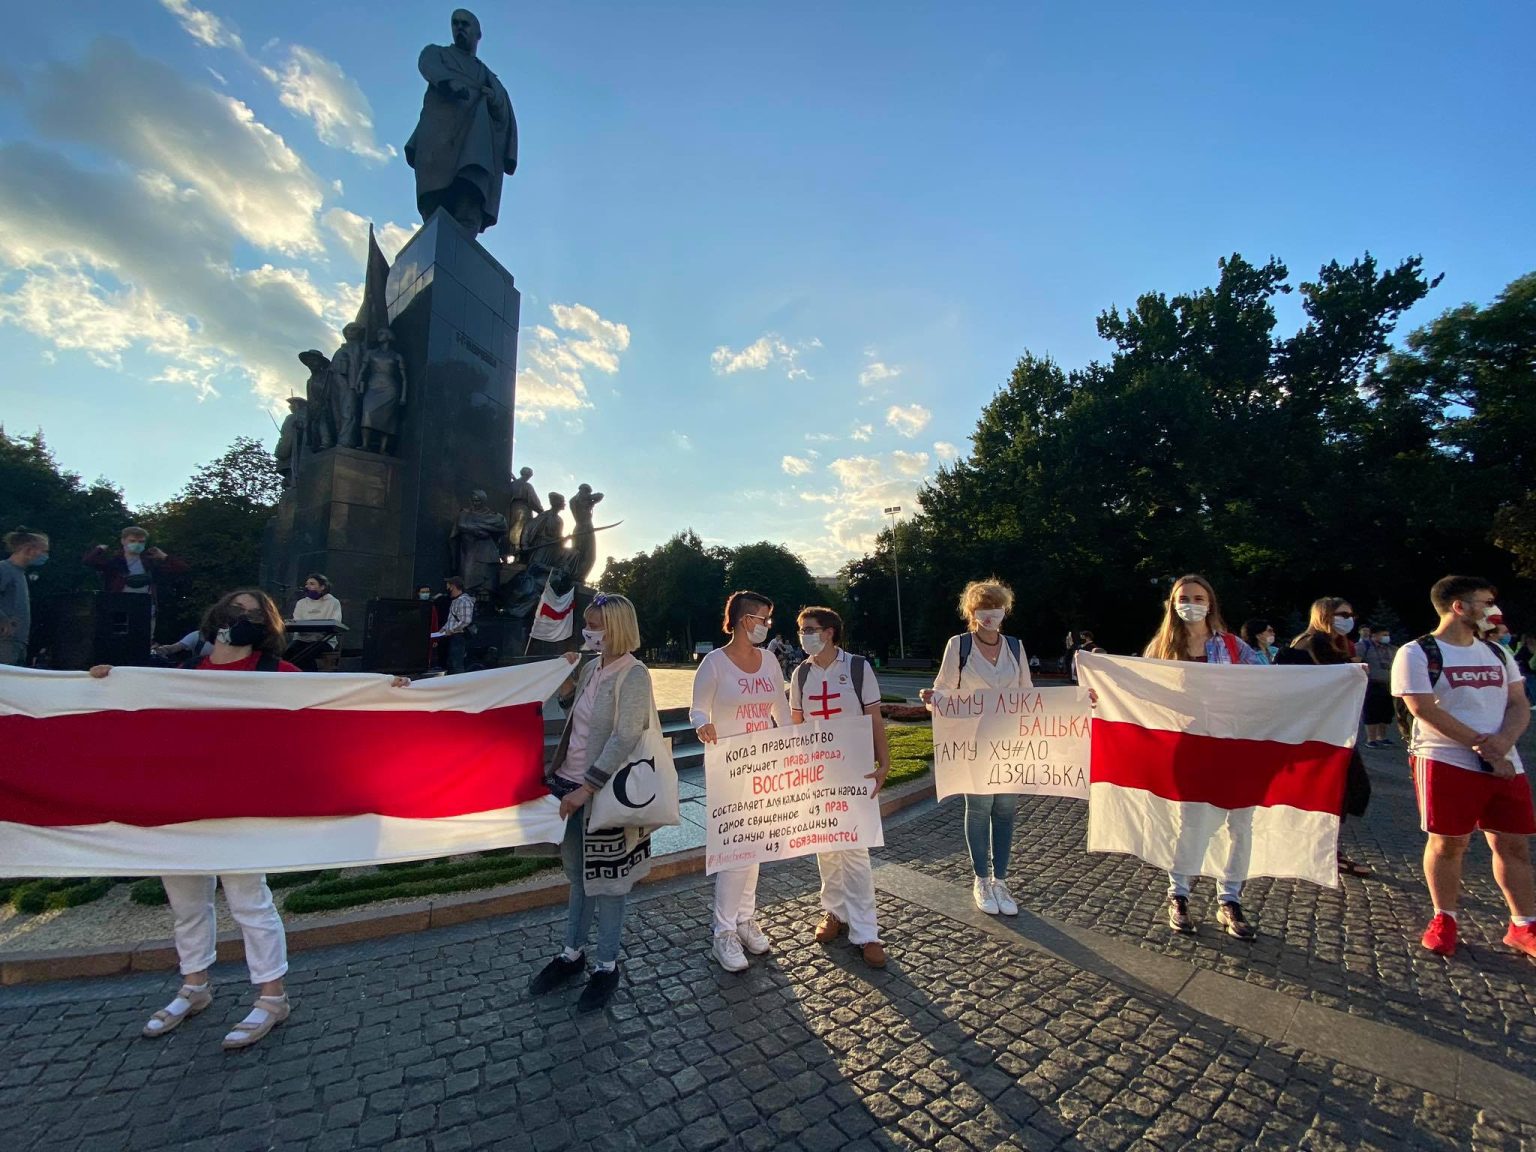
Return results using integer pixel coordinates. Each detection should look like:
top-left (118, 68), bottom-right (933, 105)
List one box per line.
top-left (1144, 574), bottom-right (1265, 939)
top-left (921, 579), bottom-right (1032, 915)
top-left (529, 593), bottom-right (656, 1011)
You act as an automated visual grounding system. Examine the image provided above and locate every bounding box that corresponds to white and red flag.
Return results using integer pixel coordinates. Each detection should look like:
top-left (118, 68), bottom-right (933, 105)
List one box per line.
top-left (529, 583), bottom-right (576, 642)
top-left (1076, 652), bottom-right (1367, 889)
top-left (0, 661), bottom-right (572, 876)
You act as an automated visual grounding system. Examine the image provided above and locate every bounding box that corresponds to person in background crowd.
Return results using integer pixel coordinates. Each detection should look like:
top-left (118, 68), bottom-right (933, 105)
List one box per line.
top-left (417, 585), bottom-right (443, 669)
top-left (529, 594), bottom-right (654, 1011)
top-left (0, 529), bottom-right (49, 666)
top-left (1392, 575), bottom-right (1535, 960)
top-left (1144, 574), bottom-right (1265, 938)
top-left (90, 589), bottom-right (299, 1049)
top-left (288, 573), bottom-right (343, 669)
top-left (83, 526), bottom-right (186, 641)
top-left (440, 576), bottom-right (474, 673)
top-left (691, 591), bottom-right (788, 971)
top-left (152, 628), bottom-right (212, 665)
top-left (1240, 619), bottom-right (1279, 664)
top-left (791, 606), bottom-right (891, 968)
top-left (1065, 629), bottom-right (1095, 684)
top-left (1279, 598), bottom-right (1375, 878)
top-left (921, 579), bottom-right (1032, 916)
top-left (1516, 631), bottom-right (1536, 707)
top-left (1362, 625), bottom-right (1397, 747)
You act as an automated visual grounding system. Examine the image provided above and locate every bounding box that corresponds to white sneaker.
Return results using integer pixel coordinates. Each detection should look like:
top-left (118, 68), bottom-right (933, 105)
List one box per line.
top-left (991, 879), bottom-right (1018, 916)
top-left (712, 931), bottom-right (749, 972)
top-left (736, 918), bottom-right (771, 955)
top-left (973, 877), bottom-right (999, 915)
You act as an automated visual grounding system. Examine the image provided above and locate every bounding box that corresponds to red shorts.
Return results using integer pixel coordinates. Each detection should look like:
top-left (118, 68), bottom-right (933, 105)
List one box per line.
top-left (1411, 757), bottom-right (1536, 837)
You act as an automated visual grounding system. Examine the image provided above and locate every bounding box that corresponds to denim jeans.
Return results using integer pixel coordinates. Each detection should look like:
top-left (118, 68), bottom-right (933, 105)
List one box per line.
top-left (446, 633), bottom-right (466, 674)
top-left (559, 808), bottom-right (627, 965)
top-left (963, 793), bottom-right (1020, 879)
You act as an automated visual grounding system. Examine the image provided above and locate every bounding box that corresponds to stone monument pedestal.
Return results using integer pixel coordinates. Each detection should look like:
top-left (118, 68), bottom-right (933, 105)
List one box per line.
top-left (263, 209), bottom-right (521, 654)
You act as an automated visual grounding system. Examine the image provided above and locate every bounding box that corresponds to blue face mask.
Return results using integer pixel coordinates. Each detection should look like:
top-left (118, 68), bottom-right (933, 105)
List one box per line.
top-left (28, 553), bottom-right (49, 568)
top-left (124, 541), bottom-right (147, 555)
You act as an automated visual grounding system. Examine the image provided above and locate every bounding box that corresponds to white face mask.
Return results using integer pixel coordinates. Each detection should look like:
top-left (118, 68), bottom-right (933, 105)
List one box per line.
top-left (1174, 602), bottom-right (1209, 624)
top-left (1332, 615), bottom-right (1354, 635)
top-left (799, 632), bottom-right (825, 656)
top-left (581, 628), bottom-right (604, 653)
top-left (747, 623), bottom-right (770, 645)
top-left (974, 609), bottom-right (1005, 630)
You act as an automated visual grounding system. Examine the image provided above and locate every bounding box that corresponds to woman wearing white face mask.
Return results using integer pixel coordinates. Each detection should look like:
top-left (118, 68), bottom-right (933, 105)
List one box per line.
top-left (919, 579), bottom-right (1032, 915)
top-left (1144, 574), bottom-right (1265, 939)
top-left (691, 591), bottom-right (789, 971)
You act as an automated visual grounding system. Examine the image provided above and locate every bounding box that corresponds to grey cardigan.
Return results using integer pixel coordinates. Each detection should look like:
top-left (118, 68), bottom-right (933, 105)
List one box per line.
top-left (548, 656), bottom-right (654, 790)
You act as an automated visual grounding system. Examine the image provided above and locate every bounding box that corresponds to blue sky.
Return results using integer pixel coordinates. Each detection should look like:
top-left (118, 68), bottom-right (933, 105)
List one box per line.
top-left (1, 2), bottom-right (1531, 576)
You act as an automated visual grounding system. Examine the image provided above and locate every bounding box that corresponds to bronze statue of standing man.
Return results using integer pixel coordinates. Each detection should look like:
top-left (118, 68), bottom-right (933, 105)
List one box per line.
top-left (404, 10), bottom-right (518, 235)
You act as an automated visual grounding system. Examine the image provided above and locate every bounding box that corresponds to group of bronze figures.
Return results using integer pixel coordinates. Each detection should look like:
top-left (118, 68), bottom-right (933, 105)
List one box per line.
top-left (452, 474), bottom-right (604, 591)
top-left (276, 326), bottom-right (409, 470)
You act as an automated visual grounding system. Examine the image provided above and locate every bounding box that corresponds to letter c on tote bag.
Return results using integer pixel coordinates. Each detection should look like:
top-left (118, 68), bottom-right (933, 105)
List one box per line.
top-left (588, 667), bottom-right (680, 830)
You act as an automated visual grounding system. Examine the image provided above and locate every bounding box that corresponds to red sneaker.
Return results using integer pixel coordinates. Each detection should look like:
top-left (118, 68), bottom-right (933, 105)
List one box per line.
top-left (1503, 921), bottom-right (1536, 959)
top-left (1422, 912), bottom-right (1458, 956)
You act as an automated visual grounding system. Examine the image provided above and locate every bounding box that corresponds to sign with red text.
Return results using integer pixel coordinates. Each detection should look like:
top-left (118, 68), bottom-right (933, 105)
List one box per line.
top-left (929, 687), bottom-right (1091, 801)
top-left (704, 715), bottom-right (883, 874)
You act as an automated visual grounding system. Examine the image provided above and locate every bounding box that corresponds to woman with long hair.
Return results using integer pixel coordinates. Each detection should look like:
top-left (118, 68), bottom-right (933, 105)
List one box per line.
top-left (690, 590), bottom-right (789, 970)
top-left (920, 579), bottom-right (1032, 915)
top-left (1144, 574), bottom-right (1265, 939)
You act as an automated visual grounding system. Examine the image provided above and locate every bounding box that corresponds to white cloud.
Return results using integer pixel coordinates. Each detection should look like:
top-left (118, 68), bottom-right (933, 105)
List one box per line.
top-left (516, 303), bottom-right (631, 423)
top-left (789, 451), bottom-right (941, 572)
top-left (849, 423), bottom-right (874, 442)
top-left (159, 0), bottom-right (244, 50)
top-left (261, 46), bottom-right (393, 163)
top-left (322, 208), bottom-right (416, 265)
top-left (885, 403), bottom-right (932, 438)
top-left (671, 432), bottom-right (694, 452)
top-left (934, 441), bottom-right (958, 462)
top-left (710, 332), bottom-right (819, 380)
top-left (781, 455), bottom-right (814, 477)
top-left (859, 361), bottom-right (901, 387)
top-left (890, 450), bottom-right (930, 476)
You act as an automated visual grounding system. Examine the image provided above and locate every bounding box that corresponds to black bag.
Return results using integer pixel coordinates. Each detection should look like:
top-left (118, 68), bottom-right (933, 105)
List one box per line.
top-left (1343, 747), bottom-right (1371, 817)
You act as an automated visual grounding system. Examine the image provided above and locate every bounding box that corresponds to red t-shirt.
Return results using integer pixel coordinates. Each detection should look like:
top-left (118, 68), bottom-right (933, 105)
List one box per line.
top-left (196, 653), bottom-right (301, 673)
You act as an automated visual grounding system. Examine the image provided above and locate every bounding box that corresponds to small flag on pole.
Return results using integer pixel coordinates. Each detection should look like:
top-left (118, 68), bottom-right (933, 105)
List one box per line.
top-left (530, 583), bottom-right (576, 642)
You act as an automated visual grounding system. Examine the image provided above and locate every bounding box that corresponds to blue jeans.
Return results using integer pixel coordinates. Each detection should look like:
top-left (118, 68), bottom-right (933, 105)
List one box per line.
top-left (1167, 873), bottom-right (1243, 903)
top-left (446, 633), bottom-right (466, 674)
top-left (559, 808), bottom-right (627, 965)
top-left (963, 793), bottom-right (1020, 879)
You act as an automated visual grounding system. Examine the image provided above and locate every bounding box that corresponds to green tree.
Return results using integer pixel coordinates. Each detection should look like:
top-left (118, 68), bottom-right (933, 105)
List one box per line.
top-left (722, 542), bottom-right (820, 641)
top-left (599, 530), bottom-right (726, 655)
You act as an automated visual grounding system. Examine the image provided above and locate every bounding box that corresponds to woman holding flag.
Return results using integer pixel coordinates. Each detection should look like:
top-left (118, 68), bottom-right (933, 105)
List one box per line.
top-left (1142, 574), bottom-right (1266, 938)
top-left (690, 590), bottom-right (788, 971)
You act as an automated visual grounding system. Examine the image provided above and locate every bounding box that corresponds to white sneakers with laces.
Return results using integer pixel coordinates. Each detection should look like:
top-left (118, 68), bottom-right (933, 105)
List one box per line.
top-left (991, 878), bottom-right (1018, 916)
top-left (712, 931), bottom-right (749, 972)
top-left (973, 877), bottom-right (999, 915)
top-left (736, 919), bottom-right (771, 955)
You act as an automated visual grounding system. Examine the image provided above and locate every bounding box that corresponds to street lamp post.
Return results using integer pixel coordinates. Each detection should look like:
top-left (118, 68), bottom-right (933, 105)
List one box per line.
top-left (884, 505), bottom-right (906, 661)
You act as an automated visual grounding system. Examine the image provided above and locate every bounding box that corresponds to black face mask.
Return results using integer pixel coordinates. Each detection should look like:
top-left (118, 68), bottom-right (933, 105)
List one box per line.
top-left (225, 616), bottom-right (267, 647)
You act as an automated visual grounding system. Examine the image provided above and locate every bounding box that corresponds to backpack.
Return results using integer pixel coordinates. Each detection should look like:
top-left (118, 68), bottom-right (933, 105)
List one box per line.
top-left (1393, 634), bottom-right (1506, 741)
top-left (793, 654), bottom-right (870, 717)
top-left (957, 632), bottom-right (1024, 686)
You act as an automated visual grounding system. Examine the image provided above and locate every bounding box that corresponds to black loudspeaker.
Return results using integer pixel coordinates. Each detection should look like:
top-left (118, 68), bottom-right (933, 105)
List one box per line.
top-left (363, 599), bottom-right (433, 674)
top-left (30, 592), bottom-right (153, 669)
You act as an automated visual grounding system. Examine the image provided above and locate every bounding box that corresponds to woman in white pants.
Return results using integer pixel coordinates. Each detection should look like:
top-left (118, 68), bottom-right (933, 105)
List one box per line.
top-left (91, 588), bottom-right (299, 1049)
top-left (691, 591), bottom-right (789, 971)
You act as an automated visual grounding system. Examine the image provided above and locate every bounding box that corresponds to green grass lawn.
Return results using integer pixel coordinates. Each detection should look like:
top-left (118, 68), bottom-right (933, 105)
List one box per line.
top-left (886, 722), bottom-right (935, 787)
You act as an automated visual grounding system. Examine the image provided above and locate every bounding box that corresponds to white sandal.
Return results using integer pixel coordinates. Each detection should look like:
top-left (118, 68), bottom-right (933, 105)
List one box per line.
top-left (142, 982), bottom-right (213, 1038)
top-left (221, 993), bottom-right (290, 1051)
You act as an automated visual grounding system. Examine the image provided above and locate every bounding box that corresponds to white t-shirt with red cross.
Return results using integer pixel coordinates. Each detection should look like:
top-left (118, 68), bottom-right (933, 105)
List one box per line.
top-left (1391, 636), bottom-right (1523, 774)
top-left (790, 649), bottom-right (882, 723)
top-left (688, 646), bottom-right (789, 739)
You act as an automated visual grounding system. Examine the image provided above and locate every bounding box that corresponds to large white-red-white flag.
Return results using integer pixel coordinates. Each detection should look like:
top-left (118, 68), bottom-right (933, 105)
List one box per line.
top-left (0, 661), bottom-right (572, 876)
top-left (529, 583), bottom-right (576, 642)
top-left (1076, 652), bottom-right (1366, 889)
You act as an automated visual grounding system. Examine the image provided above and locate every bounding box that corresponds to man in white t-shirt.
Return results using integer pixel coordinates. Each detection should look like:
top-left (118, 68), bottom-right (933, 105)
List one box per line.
top-left (790, 606), bottom-right (890, 968)
top-left (1391, 575), bottom-right (1535, 960)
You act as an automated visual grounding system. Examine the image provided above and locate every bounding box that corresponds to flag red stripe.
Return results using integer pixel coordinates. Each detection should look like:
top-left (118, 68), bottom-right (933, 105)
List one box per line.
top-left (1090, 719), bottom-right (1348, 814)
top-left (0, 703), bottom-right (548, 827)
top-left (537, 602), bottom-right (573, 620)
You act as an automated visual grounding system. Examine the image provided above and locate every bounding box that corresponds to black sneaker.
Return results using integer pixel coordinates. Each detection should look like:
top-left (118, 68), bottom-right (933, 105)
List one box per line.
top-left (528, 953), bottom-right (585, 996)
top-left (577, 965), bottom-right (621, 1012)
top-left (1217, 901), bottom-right (1256, 940)
top-left (1167, 895), bottom-right (1195, 934)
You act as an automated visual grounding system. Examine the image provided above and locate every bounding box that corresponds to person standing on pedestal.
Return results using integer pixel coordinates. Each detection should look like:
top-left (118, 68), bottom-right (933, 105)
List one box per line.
top-left (329, 323), bottom-right (367, 450)
top-left (441, 576), bottom-right (475, 673)
top-left (404, 9), bottom-right (518, 235)
top-left (83, 526), bottom-right (187, 644)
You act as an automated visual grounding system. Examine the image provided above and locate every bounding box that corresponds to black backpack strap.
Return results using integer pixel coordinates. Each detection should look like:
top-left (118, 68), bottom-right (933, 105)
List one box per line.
top-left (849, 654), bottom-right (868, 708)
top-left (792, 660), bottom-right (811, 713)
top-left (957, 634), bottom-right (972, 687)
top-left (1006, 635), bottom-right (1022, 666)
top-left (1417, 634), bottom-right (1443, 687)
top-left (256, 652), bottom-right (280, 672)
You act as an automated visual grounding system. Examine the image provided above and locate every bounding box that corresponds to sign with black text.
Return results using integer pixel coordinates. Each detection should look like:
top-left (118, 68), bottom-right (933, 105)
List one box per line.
top-left (704, 715), bottom-right (883, 874)
top-left (930, 687), bottom-right (1091, 801)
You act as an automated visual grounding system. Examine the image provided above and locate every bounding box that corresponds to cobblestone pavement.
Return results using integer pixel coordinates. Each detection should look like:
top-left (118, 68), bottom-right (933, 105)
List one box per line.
top-left (2, 834), bottom-right (1535, 1152)
top-left (883, 739), bottom-right (1536, 1079)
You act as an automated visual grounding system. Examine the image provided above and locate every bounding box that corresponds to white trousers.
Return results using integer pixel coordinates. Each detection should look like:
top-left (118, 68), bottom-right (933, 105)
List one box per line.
top-left (817, 849), bottom-right (879, 944)
top-left (160, 874), bottom-right (289, 984)
top-left (712, 862), bottom-right (760, 936)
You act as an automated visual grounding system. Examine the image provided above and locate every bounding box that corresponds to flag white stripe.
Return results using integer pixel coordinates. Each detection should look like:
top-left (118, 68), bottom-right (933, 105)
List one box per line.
top-left (1076, 652), bottom-right (1365, 746)
top-left (0, 660), bottom-right (572, 719)
top-left (1086, 782), bottom-right (1340, 889)
top-left (0, 798), bottom-right (567, 877)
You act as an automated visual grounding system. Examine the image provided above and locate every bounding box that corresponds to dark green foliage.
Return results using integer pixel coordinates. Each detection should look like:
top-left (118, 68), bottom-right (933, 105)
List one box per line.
top-left (9, 877), bottom-right (114, 913)
top-left (129, 877), bottom-right (169, 905)
top-left (599, 530), bottom-right (728, 654)
top-left (282, 854), bottom-right (558, 914)
top-left (267, 869), bottom-right (335, 890)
